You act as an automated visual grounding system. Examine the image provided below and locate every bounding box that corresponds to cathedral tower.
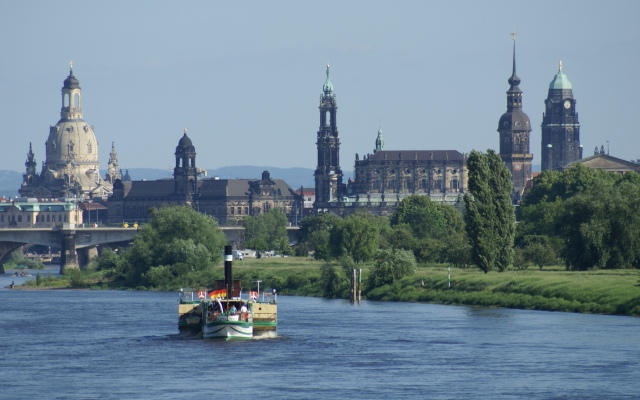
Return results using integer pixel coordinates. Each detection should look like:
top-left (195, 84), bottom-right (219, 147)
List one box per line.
top-left (314, 65), bottom-right (343, 208)
top-left (497, 35), bottom-right (533, 203)
top-left (541, 61), bottom-right (581, 171)
top-left (174, 129), bottom-right (197, 204)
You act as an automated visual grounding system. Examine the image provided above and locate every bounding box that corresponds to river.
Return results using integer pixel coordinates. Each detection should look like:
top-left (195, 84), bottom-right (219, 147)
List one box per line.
top-left (1, 268), bottom-right (639, 399)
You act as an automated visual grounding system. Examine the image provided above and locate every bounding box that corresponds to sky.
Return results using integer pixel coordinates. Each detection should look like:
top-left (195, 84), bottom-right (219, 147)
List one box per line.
top-left (2, 1), bottom-right (639, 178)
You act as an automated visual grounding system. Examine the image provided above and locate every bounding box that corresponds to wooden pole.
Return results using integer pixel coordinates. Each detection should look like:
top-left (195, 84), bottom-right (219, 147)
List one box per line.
top-left (357, 268), bottom-right (362, 303)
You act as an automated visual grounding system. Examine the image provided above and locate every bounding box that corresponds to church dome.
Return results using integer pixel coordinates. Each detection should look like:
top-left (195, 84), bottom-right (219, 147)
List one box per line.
top-left (63, 72), bottom-right (80, 90)
top-left (549, 61), bottom-right (572, 90)
top-left (498, 111), bottom-right (531, 132)
top-left (178, 131), bottom-right (193, 147)
top-left (45, 120), bottom-right (99, 165)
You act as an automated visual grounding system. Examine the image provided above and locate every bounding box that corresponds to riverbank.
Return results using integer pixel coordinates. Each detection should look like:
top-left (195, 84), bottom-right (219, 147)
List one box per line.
top-left (232, 258), bottom-right (640, 317)
top-left (7, 257), bottom-right (640, 316)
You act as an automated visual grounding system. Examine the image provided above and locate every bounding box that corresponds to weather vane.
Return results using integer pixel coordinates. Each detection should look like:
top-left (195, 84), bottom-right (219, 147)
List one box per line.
top-left (69, 60), bottom-right (73, 71)
top-left (510, 31), bottom-right (517, 41)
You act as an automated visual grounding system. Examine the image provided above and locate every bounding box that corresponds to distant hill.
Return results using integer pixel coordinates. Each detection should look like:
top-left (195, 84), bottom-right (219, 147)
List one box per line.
top-left (0, 170), bottom-right (22, 198)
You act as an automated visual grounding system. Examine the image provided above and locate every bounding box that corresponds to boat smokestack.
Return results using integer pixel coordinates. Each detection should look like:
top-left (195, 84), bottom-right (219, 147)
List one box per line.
top-left (224, 245), bottom-right (233, 299)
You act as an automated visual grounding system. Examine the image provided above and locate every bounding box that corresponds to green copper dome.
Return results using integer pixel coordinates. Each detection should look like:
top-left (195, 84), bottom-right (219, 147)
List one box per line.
top-left (549, 61), bottom-right (572, 90)
top-left (323, 64), bottom-right (333, 95)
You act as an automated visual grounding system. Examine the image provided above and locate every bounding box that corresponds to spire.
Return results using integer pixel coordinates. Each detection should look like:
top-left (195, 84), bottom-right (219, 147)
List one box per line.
top-left (508, 32), bottom-right (521, 88)
top-left (323, 64), bottom-right (334, 95)
top-left (505, 33), bottom-right (523, 112)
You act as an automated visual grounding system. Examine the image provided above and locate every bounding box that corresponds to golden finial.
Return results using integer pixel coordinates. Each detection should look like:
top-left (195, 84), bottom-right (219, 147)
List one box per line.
top-left (69, 60), bottom-right (73, 72)
top-left (184, 128), bottom-right (187, 135)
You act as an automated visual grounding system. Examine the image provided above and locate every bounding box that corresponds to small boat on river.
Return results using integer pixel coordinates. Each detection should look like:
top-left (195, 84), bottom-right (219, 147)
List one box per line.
top-left (177, 246), bottom-right (277, 339)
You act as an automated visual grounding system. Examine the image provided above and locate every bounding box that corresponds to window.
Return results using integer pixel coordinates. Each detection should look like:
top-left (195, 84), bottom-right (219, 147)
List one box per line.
top-left (17, 216), bottom-right (22, 223)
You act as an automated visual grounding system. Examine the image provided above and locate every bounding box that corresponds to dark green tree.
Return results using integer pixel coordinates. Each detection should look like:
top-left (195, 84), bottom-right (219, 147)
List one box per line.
top-left (367, 249), bottom-right (417, 288)
top-left (329, 213), bottom-right (380, 262)
top-left (120, 205), bottom-right (226, 287)
top-left (464, 149), bottom-right (516, 273)
top-left (241, 209), bottom-right (289, 253)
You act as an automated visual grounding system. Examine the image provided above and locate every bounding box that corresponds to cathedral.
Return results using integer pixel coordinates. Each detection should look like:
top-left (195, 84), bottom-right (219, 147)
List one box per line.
top-left (313, 66), bottom-right (467, 216)
top-left (19, 64), bottom-right (118, 200)
top-left (107, 130), bottom-right (303, 226)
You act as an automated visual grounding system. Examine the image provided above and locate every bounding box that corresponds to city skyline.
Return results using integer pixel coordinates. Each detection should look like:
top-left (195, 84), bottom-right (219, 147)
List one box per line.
top-left (2, 1), bottom-right (639, 179)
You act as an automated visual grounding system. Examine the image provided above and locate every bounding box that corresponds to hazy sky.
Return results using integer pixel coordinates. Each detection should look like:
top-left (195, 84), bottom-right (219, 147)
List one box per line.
top-left (2, 1), bottom-right (639, 178)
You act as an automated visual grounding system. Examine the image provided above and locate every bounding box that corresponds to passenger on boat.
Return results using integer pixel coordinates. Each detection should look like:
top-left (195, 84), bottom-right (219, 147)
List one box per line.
top-left (240, 303), bottom-right (248, 321)
top-left (229, 305), bottom-right (237, 315)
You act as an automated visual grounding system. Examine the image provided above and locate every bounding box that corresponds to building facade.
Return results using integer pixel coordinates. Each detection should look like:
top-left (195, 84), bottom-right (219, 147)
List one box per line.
top-left (497, 37), bottom-right (533, 203)
top-left (107, 131), bottom-right (302, 226)
top-left (19, 64), bottom-right (117, 200)
top-left (541, 61), bottom-right (582, 171)
top-left (0, 198), bottom-right (82, 229)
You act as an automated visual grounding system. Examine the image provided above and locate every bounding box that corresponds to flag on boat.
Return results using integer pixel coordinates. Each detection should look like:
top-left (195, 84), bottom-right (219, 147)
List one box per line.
top-left (209, 289), bottom-right (226, 299)
top-left (250, 291), bottom-right (258, 301)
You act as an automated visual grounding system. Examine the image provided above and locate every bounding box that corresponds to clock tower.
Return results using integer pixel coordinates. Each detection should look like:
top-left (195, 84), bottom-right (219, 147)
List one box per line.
top-left (541, 61), bottom-right (581, 171)
top-left (497, 34), bottom-right (533, 203)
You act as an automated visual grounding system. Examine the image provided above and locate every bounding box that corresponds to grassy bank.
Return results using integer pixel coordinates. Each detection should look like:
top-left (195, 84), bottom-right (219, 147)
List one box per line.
top-left (233, 258), bottom-right (640, 317)
top-left (17, 257), bottom-right (640, 316)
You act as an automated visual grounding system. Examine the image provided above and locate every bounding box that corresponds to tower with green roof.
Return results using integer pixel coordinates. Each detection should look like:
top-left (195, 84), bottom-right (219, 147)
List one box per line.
top-left (314, 65), bottom-right (344, 209)
top-left (541, 61), bottom-right (582, 171)
top-left (497, 34), bottom-right (533, 203)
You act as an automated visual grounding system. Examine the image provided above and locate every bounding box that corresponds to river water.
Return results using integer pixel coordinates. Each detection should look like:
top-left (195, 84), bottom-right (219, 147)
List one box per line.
top-left (1, 268), bottom-right (639, 399)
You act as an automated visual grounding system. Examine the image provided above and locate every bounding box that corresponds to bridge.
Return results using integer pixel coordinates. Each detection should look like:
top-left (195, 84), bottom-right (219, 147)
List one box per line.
top-left (0, 225), bottom-right (299, 274)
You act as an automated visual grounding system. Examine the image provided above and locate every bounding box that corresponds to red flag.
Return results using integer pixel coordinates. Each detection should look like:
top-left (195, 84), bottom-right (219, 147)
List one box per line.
top-left (209, 289), bottom-right (226, 299)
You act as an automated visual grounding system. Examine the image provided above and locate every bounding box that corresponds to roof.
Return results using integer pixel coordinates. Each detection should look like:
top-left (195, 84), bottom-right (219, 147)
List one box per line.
top-left (564, 154), bottom-right (640, 172)
top-left (365, 150), bottom-right (465, 162)
top-left (119, 180), bottom-right (175, 198)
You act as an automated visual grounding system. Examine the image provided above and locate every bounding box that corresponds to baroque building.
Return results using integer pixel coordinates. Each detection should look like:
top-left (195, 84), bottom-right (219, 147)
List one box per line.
top-left (313, 67), bottom-right (467, 216)
top-left (19, 64), bottom-right (117, 200)
top-left (107, 131), bottom-right (302, 225)
top-left (497, 36), bottom-right (533, 203)
top-left (541, 61), bottom-right (582, 171)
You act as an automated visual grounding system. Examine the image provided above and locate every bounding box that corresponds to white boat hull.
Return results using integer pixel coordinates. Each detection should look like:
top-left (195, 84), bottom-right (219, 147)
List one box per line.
top-left (203, 315), bottom-right (252, 340)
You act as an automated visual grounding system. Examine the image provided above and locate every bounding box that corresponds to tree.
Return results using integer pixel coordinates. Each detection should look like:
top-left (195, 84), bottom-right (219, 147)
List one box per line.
top-left (297, 213), bottom-right (342, 259)
top-left (329, 213), bottom-right (380, 262)
top-left (368, 249), bottom-right (417, 288)
top-left (242, 209), bottom-right (289, 253)
top-left (464, 150), bottom-right (516, 273)
top-left (119, 205), bottom-right (226, 287)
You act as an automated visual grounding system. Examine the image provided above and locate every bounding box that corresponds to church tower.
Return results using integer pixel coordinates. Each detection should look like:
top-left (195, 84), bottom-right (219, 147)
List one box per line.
top-left (23, 143), bottom-right (38, 185)
top-left (498, 35), bottom-right (533, 203)
top-left (174, 129), bottom-right (197, 204)
top-left (105, 142), bottom-right (121, 184)
top-left (541, 61), bottom-right (581, 171)
top-left (314, 65), bottom-right (343, 209)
